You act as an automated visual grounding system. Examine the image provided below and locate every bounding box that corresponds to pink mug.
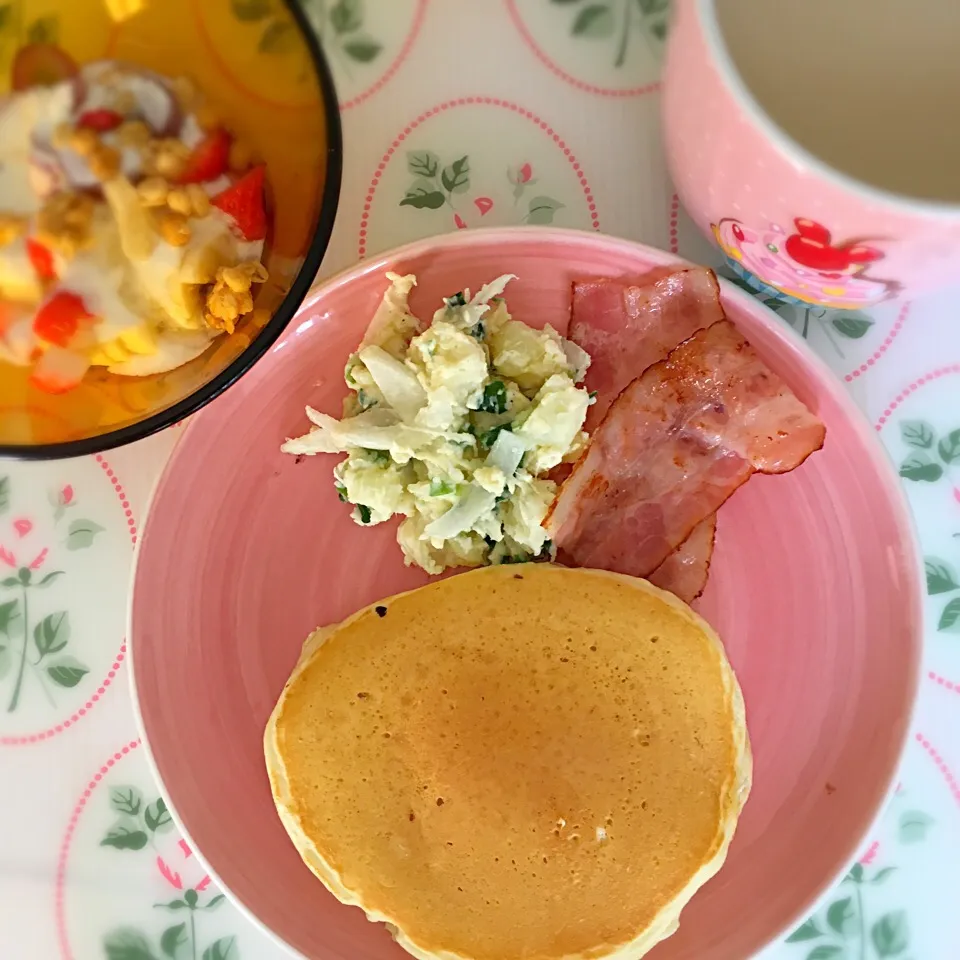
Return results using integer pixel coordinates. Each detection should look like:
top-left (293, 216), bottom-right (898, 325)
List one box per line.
top-left (662, 0), bottom-right (960, 310)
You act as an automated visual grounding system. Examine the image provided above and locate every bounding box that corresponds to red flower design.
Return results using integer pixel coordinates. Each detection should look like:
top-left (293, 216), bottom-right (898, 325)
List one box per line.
top-left (454, 213), bottom-right (467, 230)
top-left (474, 197), bottom-right (493, 216)
top-left (61, 484), bottom-right (74, 505)
top-left (156, 837), bottom-right (211, 892)
top-left (858, 840), bottom-right (879, 865)
top-left (518, 162), bottom-right (532, 183)
top-left (0, 519), bottom-right (49, 570)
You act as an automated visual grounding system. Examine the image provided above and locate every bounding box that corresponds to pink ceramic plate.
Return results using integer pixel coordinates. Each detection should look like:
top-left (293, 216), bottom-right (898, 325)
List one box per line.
top-left (129, 227), bottom-right (922, 960)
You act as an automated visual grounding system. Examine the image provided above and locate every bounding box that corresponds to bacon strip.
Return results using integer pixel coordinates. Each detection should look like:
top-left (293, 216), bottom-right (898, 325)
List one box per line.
top-left (569, 268), bottom-right (725, 596)
top-left (571, 268), bottom-right (724, 433)
top-left (546, 320), bottom-right (825, 578)
top-left (647, 515), bottom-right (717, 604)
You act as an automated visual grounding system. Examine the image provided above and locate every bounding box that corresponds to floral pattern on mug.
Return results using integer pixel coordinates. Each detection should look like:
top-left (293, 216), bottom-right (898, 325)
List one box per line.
top-left (711, 216), bottom-right (901, 310)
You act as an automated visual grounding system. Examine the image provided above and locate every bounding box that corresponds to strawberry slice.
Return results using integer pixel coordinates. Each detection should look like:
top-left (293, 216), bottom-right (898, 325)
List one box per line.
top-left (26, 238), bottom-right (56, 282)
top-left (11, 43), bottom-right (78, 91)
top-left (33, 291), bottom-right (94, 347)
top-left (179, 128), bottom-right (231, 184)
top-left (30, 346), bottom-right (89, 394)
top-left (211, 165), bottom-right (267, 241)
top-left (77, 108), bottom-right (124, 132)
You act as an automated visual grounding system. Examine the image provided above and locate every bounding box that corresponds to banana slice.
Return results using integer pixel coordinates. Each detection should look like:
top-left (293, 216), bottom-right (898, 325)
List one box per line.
top-left (108, 327), bottom-right (215, 376)
top-left (102, 175), bottom-right (156, 261)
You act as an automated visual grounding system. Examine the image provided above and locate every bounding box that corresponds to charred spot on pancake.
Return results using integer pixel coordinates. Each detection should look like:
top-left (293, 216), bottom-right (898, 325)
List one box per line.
top-left (294, 454), bottom-right (305, 465)
top-left (356, 691), bottom-right (369, 699)
top-left (825, 782), bottom-right (837, 795)
top-left (408, 812), bottom-right (416, 821)
top-left (649, 635), bottom-right (659, 643)
top-left (436, 797), bottom-right (445, 806)
top-left (375, 605), bottom-right (388, 617)
top-left (513, 573), bottom-right (523, 580)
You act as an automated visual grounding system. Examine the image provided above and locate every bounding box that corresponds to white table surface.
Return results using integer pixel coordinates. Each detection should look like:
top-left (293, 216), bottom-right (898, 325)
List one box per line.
top-left (1, 2), bottom-right (958, 958)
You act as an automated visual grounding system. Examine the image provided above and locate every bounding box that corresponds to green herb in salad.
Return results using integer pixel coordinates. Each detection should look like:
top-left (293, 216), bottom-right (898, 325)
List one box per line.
top-left (479, 422), bottom-right (513, 449)
top-left (475, 380), bottom-right (508, 415)
top-left (430, 478), bottom-right (456, 497)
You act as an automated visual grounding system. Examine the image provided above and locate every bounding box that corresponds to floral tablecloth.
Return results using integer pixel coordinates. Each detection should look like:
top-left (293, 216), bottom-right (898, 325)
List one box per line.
top-left (1, 2), bottom-right (958, 958)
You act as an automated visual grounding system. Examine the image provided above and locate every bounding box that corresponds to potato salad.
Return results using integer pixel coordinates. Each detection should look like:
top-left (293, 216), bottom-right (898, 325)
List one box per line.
top-left (282, 273), bottom-right (593, 574)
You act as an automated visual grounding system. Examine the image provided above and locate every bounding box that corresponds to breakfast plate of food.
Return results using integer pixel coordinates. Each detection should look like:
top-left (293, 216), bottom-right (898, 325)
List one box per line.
top-left (129, 226), bottom-right (922, 960)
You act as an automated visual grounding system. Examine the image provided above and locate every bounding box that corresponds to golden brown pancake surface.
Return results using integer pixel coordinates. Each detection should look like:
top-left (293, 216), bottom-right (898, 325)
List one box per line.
top-left (265, 564), bottom-right (750, 960)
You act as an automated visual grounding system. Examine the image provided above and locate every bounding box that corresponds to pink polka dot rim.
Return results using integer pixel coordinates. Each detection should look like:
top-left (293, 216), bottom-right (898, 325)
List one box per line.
top-left (96, 454), bottom-right (138, 546)
top-left (915, 733), bottom-right (960, 809)
top-left (504, 0), bottom-right (662, 98)
top-left (928, 671), bottom-right (959, 694)
top-left (55, 741), bottom-right (141, 960)
top-left (875, 364), bottom-right (960, 430)
top-left (339, 0), bottom-right (429, 112)
top-left (357, 97), bottom-right (601, 258)
top-left (844, 303), bottom-right (910, 384)
top-left (1, 455), bottom-right (136, 747)
top-left (0, 644), bottom-right (129, 747)
top-left (669, 193), bottom-right (680, 254)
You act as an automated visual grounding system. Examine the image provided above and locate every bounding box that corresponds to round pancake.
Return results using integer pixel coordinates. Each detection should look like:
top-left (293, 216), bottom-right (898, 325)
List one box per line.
top-left (264, 564), bottom-right (751, 960)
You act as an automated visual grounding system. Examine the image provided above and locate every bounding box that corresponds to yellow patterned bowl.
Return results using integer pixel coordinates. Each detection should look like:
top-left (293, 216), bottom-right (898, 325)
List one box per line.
top-left (0, 0), bottom-right (340, 457)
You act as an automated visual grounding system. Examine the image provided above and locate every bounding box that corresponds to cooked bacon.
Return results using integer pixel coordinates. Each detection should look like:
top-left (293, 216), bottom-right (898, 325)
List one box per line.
top-left (646, 515), bottom-right (717, 604)
top-left (571, 268), bottom-right (724, 433)
top-left (569, 268), bottom-right (725, 593)
top-left (546, 320), bottom-right (825, 578)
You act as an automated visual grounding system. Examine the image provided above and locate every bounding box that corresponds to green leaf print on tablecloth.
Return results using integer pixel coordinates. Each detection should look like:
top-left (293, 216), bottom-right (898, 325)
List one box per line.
top-left (897, 419), bottom-right (960, 485)
top-left (899, 810), bottom-right (935, 844)
top-left (299, 0), bottom-right (383, 74)
top-left (99, 782), bottom-right (239, 960)
top-left (400, 154), bottom-right (565, 228)
top-left (923, 554), bottom-right (960, 631)
top-left (0, 480), bottom-right (103, 712)
top-left (898, 415), bottom-right (960, 630)
top-left (550, 0), bottom-right (670, 66)
top-left (784, 796), bottom-right (935, 959)
top-left (786, 864), bottom-right (907, 958)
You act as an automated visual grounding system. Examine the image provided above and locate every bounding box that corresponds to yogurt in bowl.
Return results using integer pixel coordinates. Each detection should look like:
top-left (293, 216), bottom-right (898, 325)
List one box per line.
top-left (0, 59), bottom-right (269, 393)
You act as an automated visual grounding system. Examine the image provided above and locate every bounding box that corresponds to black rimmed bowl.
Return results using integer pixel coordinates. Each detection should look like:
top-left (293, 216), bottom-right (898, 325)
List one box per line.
top-left (0, 0), bottom-right (341, 458)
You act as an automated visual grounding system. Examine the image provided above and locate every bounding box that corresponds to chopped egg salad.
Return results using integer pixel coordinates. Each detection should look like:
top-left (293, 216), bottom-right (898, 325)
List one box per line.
top-left (282, 274), bottom-right (593, 575)
top-left (0, 60), bottom-right (269, 393)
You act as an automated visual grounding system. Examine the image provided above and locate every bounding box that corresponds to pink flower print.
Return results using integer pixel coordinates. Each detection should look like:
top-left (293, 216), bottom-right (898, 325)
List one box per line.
top-left (954, 487), bottom-right (960, 507)
top-left (454, 213), bottom-right (467, 230)
top-left (858, 840), bottom-right (880, 865)
top-left (508, 162), bottom-right (539, 202)
top-left (61, 484), bottom-right (74, 506)
top-left (156, 837), bottom-right (211, 892)
top-left (0, 518), bottom-right (48, 570)
top-left (474, 197), bottom-right (493, 216)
